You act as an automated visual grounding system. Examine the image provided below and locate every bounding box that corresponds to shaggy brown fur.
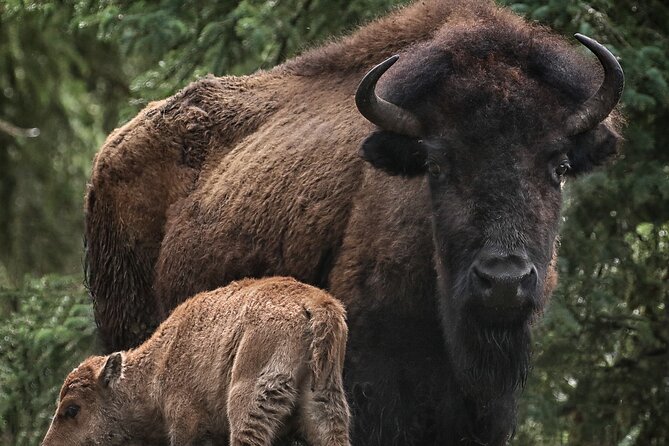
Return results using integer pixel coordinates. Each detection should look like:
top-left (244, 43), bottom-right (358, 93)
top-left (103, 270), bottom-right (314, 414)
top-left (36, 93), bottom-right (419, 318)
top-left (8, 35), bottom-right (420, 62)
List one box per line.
top-left (85, 0), bottom-right (623, 444)
top-left (42, 277), bottom-right (350, 446)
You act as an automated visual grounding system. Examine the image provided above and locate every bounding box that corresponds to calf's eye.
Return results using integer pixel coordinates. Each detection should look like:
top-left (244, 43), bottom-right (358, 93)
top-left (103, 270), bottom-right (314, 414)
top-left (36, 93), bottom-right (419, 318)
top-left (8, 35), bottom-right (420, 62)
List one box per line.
top-left (64, 404), bottom-right (80, 419)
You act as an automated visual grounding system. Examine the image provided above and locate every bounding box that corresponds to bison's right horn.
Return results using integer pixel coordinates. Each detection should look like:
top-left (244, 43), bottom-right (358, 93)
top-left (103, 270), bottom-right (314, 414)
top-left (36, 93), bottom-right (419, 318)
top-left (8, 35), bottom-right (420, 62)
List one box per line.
top-left (355, 55), bottom-right (423, 138)
top-left (566, 34), bottom-right (625, 135)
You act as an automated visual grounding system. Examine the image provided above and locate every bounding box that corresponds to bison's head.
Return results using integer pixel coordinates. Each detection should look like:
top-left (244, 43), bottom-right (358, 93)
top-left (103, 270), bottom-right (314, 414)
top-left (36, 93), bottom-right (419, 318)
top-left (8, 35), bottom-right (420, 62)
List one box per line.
top-left (42, 353), bottom-right (161, 446)
top-left (356, 31), bottom-right (623, 399)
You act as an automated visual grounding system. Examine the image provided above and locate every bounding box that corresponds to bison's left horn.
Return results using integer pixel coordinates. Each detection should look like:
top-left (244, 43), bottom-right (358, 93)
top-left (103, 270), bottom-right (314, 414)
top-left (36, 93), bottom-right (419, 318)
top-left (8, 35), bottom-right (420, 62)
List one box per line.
top-left (566, 34), bottom-right (624, 135)
top-left (355, 55), bottom-right (423, 138)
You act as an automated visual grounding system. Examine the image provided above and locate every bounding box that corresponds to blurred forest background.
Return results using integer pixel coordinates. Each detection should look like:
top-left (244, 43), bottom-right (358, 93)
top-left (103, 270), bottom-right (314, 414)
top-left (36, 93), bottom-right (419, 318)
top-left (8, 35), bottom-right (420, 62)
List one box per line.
top-left (0, 0), bottom-right (667, 445)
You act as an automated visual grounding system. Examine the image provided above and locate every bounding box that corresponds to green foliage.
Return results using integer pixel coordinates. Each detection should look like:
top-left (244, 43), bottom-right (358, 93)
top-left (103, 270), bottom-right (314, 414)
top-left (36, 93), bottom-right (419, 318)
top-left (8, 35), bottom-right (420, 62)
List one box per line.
top-left (0, 1), bottom-right (128, 282)
top-left (0, 275), bottom-right (97, 446)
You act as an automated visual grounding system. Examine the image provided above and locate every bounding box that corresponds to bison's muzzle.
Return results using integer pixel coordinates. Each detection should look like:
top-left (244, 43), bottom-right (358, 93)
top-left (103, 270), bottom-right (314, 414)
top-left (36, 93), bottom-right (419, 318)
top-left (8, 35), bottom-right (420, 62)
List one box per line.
top-left (469, 248), bottom-right (538, 322)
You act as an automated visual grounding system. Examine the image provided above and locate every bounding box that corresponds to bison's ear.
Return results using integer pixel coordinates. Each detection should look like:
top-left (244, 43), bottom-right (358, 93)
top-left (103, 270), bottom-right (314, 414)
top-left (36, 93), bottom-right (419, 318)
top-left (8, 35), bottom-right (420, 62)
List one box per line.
top-left (99, 352), bottom-right (123, 388)
top-left (359, 131), bottom-right (427, 176)
top-left (567, 124), bottom-right (622, 176)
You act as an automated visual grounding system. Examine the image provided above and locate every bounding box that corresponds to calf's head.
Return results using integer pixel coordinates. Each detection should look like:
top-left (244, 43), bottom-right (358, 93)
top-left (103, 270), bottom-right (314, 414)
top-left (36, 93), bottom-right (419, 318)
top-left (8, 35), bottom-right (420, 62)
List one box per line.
top-left (357, 30), bottom-right (623, 398)
top-left (42, 353), bottom-right (159, 446)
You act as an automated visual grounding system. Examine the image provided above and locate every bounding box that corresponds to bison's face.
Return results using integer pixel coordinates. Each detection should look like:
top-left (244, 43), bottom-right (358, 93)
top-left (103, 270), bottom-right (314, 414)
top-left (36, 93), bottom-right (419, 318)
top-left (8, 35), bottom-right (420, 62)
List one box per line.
top-left (417, 133), bottom-right (564, 325)
top-left (42, 353), bottom-right (131, 446)
top-left (361, 127), bottom-right (621, 322)
top-left (356, 35), bottom-right (623, 397)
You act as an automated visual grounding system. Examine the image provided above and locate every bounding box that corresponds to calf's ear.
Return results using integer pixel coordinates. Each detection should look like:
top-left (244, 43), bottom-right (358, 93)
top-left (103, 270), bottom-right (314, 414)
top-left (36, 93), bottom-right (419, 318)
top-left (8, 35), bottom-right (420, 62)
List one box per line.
top-left (359, 131), bottom-right (427, 176)
top-left (568, 124), bottom-right (622, 176)
top-left (99, 352), bottom-right (123, 388)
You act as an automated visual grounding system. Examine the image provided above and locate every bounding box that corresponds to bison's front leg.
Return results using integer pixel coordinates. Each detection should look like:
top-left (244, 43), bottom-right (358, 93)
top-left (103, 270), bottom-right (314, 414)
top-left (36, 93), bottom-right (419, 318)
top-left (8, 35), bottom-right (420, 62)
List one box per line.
top-left (165, 398), bottom-right (209, 446)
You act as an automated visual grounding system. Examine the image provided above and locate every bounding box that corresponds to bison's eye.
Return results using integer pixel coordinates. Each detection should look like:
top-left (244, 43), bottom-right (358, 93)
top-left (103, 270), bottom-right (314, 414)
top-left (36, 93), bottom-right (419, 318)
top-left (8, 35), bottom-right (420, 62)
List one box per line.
top-left (555, 160), bottom-right (571, 177)
top-left (552, 159), bottom-right (571, 184)
top-left (427, 161), bottom-right (441, 177)
top-left (64, 404), bottom-right (80, 419)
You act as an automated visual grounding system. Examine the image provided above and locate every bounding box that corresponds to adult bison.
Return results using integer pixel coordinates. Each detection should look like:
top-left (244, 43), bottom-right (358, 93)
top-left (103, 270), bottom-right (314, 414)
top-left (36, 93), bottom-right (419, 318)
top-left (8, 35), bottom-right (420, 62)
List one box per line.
top-left (84, 0), bottom-right (623, 444)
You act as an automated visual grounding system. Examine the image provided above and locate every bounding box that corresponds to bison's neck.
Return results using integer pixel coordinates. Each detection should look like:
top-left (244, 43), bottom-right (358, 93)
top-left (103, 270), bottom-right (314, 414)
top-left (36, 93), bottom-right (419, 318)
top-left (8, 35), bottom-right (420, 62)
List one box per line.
top-left (441, 318), bottom-right (528, 444)
top-left (125, 317), bottom-right (177, 375)
top-left (110, 350), bottom-right (168, 442)
top-left (123, 328), bottom-right (175, 403)
top-left (281, 0), bottom-right (491, 76)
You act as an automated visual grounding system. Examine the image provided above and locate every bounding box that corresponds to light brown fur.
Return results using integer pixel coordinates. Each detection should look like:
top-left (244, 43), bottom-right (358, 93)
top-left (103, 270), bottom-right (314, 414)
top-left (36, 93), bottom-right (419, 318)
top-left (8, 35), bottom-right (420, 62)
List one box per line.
top-left (42, 277), bottom-right (350, 446)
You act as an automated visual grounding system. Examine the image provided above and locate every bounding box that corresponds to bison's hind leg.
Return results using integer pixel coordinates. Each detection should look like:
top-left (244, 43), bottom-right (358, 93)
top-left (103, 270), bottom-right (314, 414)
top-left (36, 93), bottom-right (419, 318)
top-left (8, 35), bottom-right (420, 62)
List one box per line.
top-left (297, 380), bottom-right (351, 446)
top-left (227, 370), bottom-right (300, 446)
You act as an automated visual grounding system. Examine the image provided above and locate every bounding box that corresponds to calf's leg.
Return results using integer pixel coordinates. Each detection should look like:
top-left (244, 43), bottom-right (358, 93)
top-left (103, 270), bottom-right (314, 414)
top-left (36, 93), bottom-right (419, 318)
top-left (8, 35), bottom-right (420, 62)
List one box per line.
top-left (298, 379), bottom-right (351, 446)
top-left (227, 332), bottom-right (306, 446)
top-left (227, 372), bottom-right (300, 446)
top-left (165, 397), bottom-right (207, 446)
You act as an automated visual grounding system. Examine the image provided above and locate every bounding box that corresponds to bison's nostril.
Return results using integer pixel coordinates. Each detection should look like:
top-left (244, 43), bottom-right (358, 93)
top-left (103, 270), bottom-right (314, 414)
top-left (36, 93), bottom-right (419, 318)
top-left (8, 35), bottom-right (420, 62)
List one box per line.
top-left (469, 251), bottom-right (537, 308)
top-left (520, 266), bottom-right (538, 292)
top-left (472, 265), bottom-right (492, 292)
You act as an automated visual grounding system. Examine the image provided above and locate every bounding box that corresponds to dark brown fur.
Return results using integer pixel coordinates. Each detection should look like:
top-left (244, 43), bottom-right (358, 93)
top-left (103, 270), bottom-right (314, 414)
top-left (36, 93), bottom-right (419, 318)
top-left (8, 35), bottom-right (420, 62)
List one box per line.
top-left (43, 277), bottom-right (349, 446)
top-left (85, 1), bottom-right (623, 444)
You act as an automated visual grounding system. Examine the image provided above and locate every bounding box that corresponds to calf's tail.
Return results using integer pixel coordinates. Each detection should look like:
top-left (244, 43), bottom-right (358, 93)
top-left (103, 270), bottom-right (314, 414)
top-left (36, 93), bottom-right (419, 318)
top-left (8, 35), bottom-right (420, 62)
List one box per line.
top-left (307, 298), bottom-right (348, 391)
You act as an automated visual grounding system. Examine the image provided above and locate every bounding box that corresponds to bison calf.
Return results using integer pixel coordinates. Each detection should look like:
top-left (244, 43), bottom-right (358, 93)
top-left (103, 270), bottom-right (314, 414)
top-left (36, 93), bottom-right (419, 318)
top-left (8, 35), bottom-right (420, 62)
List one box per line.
top-left (42, 277), bottom-right (350, 446)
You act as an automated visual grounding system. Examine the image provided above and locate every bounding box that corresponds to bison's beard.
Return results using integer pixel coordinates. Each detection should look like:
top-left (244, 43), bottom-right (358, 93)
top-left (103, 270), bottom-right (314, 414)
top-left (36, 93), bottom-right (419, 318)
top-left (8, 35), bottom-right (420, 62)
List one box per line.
top-left (448, 315), bottom-right (531, 402)
top-left (437, 264), bottom-right (534, 403)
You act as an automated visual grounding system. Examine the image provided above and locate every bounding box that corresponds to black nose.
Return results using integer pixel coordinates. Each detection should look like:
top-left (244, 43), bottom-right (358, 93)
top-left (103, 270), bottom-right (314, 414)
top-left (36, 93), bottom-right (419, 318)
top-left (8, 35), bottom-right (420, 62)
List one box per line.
top-left (470, 249), bottom-right (537, 308)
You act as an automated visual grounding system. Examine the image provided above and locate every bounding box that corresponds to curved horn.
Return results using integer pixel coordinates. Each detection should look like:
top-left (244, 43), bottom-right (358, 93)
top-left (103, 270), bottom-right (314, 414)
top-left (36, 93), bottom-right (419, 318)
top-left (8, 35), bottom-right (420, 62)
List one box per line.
top-left (566, 33), bottom-right (624, 135)
top-left (355, 55), bottom-right (423, 138)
